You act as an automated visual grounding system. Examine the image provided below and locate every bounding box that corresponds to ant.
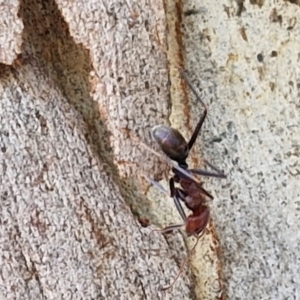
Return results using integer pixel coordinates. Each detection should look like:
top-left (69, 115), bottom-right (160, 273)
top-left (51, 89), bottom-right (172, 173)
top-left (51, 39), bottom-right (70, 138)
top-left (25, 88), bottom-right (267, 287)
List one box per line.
top-left (148, 69), bottom-right (226, 290)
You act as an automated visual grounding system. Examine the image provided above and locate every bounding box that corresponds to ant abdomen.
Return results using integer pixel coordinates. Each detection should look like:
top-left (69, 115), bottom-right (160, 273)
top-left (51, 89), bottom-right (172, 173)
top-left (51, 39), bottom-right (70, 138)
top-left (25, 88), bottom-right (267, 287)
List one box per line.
top-left (151, 125), bottom-right (189, 162)
top-left (185, 207), bottom-right (210, 236)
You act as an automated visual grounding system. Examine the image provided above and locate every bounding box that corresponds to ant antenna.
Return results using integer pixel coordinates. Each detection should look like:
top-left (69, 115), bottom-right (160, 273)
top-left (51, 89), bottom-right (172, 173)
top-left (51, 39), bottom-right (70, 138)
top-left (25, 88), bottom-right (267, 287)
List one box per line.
top-left (142, 174), bottom-right (169, 195)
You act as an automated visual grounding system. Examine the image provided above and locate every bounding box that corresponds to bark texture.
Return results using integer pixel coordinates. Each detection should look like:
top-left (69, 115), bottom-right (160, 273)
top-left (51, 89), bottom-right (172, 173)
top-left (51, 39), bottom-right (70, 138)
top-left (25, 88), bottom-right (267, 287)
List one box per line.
top-left (0, 0), bottom-right (193, 299)
top-left (181, 1), bottom-right (300, 299)
top-left (0, 0), bottom-right (23, 64)
top-left (1, 0), bottom-right (299, 300)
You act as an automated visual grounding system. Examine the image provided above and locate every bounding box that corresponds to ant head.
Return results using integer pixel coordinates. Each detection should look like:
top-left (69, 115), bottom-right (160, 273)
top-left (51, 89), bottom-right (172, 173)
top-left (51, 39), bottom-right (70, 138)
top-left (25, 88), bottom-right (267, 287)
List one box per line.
top-left (151, 125), bottom-right (189, 164)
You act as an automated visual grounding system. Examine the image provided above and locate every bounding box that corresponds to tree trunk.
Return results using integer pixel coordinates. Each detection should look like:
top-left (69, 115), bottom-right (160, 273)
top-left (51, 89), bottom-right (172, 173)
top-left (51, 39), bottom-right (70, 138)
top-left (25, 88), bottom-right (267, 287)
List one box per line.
top-left (1, 0), bottom-right (299, 300)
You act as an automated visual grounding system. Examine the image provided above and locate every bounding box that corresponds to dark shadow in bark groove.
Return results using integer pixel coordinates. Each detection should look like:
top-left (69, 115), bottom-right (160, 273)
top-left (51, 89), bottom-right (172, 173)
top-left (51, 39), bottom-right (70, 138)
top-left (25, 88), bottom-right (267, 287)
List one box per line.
top-left (18, 0), bottom-right (152, 222)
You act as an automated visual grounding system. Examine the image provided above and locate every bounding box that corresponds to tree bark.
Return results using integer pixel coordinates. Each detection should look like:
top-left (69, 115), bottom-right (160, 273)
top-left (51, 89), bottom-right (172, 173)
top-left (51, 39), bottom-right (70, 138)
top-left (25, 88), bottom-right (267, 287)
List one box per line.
top-left (0, 0), bottom-right (194, 299)
top-left (1, 0), bottom-right (299, 300)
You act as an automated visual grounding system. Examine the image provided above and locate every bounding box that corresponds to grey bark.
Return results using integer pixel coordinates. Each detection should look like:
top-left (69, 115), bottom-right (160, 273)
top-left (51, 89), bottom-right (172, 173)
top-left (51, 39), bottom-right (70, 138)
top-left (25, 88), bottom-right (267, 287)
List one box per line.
top-left (182, 1), bottom-right (300, 299)
top-left (0, 0), bottom-right (194, 299)
top-left (1, 0), bottom-right (299, 299)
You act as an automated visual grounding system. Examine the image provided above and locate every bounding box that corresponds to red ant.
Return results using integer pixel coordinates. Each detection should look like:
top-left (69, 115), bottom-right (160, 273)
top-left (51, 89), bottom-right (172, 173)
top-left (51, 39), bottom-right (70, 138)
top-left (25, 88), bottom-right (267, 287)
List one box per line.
top-left (147, 70), bottom-right (226, 290)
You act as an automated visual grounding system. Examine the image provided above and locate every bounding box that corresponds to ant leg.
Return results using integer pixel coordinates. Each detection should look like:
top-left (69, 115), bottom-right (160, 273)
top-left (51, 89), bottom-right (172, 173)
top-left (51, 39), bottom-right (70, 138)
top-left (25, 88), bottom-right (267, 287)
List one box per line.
top-left (170, 177), bottom-right (187, 222)
top-left (157, 223), bottom-right (184, 234)
top-left (187, 111), bottom-right (207, 152)
top-left (179, 70), bottom-right (207, 151)
top-left (173, 169), bottom-right (214, 199)
top-left (143, 177), bottom-right (185, 236)
top-left (189, 168), bottom-right (226, 178)
top-left (143, 175), bottom-right (169, 195)
top-left (203, 159), bottom-right (227, 177)
top-left (139, 142), bottom-right (201, 185)
top-left (189, 159), bottom-right (226, 179)
top-left (149, 223), bottom-right (184, 238)
top-left (143, 175), bottom-right (188, 221)
top-left (159, 233), bottom-right (202, 291)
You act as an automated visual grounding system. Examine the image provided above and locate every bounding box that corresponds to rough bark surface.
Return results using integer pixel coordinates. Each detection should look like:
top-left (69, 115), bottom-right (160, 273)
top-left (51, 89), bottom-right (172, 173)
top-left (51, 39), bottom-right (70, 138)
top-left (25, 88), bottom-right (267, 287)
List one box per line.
top-left (1, 0), bottom-right (299, 300)
top-left (0, 0), bottom-right (194, 299)
top-left (0, 0), bottom-right (23, 64)
top-left (181, 1), bottom-right (300, 299)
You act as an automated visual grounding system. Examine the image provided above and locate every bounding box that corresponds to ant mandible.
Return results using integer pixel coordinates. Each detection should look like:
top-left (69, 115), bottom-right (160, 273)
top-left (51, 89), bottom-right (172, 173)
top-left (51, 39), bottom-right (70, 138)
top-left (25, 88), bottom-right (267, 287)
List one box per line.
top-left (149, 69), bottom-right (226, 290)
